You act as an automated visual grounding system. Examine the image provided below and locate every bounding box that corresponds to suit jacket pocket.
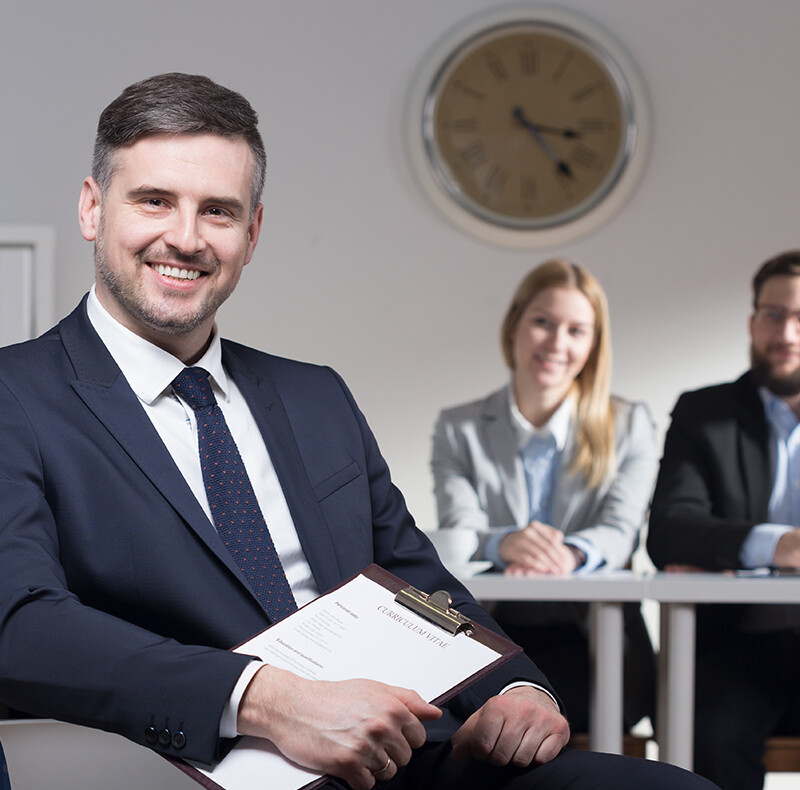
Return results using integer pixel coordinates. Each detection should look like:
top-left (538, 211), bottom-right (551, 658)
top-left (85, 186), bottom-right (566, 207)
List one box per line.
top-left (313, 460), bottom-right (360, 501)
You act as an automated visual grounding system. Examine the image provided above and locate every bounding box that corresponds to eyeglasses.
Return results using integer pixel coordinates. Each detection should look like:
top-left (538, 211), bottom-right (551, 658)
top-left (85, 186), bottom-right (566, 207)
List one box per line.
top-left (754, 304), bottom-right (800, 329)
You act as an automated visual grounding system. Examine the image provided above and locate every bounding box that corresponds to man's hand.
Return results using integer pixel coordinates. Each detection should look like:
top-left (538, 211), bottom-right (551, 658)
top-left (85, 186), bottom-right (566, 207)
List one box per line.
top-left (451, 686), bottom-right (569, 767)
top-left (774, 528), bottom-right (800, 568)
top-left (500, 521), bottom-right (577, 576)
top-left (237, 666), bottom-right (441, 790)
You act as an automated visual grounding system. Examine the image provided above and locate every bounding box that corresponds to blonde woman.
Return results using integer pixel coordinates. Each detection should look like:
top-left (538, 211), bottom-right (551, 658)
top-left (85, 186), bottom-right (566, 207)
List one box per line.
top-left (431, 259), bottom-right (657, 733)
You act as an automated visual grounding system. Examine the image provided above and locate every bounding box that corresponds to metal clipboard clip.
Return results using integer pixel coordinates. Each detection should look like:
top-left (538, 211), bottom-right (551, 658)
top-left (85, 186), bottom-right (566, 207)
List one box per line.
top-left (395, 586), bottom-right (474, 636)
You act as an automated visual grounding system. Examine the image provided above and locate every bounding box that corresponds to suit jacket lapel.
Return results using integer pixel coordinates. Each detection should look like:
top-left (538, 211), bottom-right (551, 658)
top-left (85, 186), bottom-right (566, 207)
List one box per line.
top-left (222, 344), bottom-right (343, 592)
top-left (58, 300), bottom-right (250, 585)
top-left (60, 298), bottom-right (349, 598)
top-left (483, 388), bottom-right (528, 526)
top-left (736, 373), bottom-right (772, 521)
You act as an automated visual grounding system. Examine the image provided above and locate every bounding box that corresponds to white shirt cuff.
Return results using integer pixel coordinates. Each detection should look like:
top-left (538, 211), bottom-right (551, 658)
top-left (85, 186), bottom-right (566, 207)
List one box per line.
top-left (500, 681), bottom-right (561, 712)
top-left (220, 660), bottom-right (264, 739)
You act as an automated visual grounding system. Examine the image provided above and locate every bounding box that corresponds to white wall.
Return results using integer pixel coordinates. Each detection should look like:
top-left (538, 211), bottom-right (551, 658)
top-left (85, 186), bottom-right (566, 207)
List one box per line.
top-left (2, 0), bottom-right (798, 531)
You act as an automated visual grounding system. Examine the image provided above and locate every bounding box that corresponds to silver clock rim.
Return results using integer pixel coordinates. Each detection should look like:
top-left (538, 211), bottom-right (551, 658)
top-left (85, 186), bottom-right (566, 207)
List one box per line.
top-left (420, 20), bottom-right (638, 231)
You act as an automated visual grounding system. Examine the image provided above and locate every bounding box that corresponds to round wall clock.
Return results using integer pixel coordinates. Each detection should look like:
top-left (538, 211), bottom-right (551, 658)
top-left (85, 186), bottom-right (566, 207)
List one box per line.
top-left (406, 6), bottom-right (650, 247)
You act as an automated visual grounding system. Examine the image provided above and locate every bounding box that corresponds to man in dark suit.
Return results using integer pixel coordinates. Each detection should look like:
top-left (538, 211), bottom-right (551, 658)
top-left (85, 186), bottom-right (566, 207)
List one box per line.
top-left (0, 73), bottom-right (712, 790)
top-left (649, 250), bottom-right (800, 790)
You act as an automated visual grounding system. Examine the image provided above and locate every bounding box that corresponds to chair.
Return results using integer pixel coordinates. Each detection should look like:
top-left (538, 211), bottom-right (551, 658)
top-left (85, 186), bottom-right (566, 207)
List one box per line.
top-left (0, 719), bottom-right (196, 790)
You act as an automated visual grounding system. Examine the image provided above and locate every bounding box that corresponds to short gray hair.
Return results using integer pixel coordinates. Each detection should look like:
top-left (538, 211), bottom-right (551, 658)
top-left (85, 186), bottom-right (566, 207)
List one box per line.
top-left (92, 73), bottom-right (266, 215)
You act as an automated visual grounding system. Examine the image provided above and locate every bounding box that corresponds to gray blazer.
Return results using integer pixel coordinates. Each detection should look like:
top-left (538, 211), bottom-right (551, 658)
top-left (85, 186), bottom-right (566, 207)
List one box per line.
top-left (431, 385), bottom-right (658, 569)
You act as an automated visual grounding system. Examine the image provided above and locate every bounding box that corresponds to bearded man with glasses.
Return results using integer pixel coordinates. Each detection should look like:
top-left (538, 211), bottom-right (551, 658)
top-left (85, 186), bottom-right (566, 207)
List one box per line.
top-left (649, 250), bottom-right (800, 790)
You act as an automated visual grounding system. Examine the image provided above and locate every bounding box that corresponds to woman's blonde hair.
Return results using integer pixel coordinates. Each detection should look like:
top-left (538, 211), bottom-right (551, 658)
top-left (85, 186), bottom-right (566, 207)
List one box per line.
top-left (500, 259), bottom-right (615, 488)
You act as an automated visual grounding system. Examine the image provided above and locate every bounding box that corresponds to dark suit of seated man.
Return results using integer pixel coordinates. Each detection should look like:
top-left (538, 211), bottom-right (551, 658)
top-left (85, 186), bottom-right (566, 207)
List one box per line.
top-left (0, 72), bottom-right (715, 790)
top-left (649, 250), bottom-right (800, 790)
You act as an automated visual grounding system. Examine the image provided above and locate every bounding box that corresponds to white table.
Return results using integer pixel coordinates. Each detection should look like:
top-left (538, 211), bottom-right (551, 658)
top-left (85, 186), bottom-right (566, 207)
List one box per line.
top-left (459, 570), bottom-right (800, 770)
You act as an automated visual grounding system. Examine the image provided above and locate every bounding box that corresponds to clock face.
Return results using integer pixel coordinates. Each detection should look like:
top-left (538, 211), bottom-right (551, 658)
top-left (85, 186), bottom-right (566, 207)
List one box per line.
top-left (422, 22), bottom-right (635, 230)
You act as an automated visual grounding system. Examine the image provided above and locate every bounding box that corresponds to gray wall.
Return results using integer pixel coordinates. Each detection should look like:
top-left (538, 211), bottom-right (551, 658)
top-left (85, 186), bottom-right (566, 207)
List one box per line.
top-left (3, 1), bottom-right (799, 530)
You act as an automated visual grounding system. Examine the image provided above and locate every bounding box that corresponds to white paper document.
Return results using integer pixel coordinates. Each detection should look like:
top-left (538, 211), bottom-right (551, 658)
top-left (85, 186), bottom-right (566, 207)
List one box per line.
top-left (180, 566), bottom-right (515, 790)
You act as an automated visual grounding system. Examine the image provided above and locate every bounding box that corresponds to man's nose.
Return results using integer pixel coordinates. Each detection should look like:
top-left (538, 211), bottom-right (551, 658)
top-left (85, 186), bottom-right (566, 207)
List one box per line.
top-left (162, 210), bottom-right (207, 256)
top-left (783, 323), bottom-right (800, 342)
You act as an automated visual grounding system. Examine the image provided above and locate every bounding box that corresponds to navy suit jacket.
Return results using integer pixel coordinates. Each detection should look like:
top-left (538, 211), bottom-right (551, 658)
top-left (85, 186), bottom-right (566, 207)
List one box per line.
top-left (0, 297), bottom-right (551, 765)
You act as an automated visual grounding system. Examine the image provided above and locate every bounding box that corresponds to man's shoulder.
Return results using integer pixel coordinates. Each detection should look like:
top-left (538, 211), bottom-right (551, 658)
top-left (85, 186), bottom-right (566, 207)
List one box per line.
top-left (0, 296), bottom-right (102, 381)
top-left (676, 372), bottom-right (752, 403)
top-left (0, 325), bottom-right (66, 376)
top-left (672, 372), bottom-right (759, 421)
top-left (219, 339), bottom-right (349, 400)
top-left (220, 339), bottom-right (332, 378)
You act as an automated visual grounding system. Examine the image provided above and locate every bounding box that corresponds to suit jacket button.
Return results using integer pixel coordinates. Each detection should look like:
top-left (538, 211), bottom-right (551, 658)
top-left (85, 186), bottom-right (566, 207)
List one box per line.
top-left (157, 728), bottom-right (171, 747)
top-left (171, 731), bottom-right (187, 750)
top-left (145, 726), bottom-right (158, 744)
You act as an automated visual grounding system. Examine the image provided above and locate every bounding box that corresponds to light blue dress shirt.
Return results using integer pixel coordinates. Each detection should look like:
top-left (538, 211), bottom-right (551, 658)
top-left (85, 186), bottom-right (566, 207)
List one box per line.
top-left (739, 388), bottom-right (800, 567)
top-left (483, 391), bottom-right (603, 573)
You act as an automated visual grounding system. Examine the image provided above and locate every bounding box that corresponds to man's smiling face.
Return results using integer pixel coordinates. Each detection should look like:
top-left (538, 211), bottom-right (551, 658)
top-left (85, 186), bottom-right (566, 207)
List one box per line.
top-left (79, 132), bottom-right (262, 359)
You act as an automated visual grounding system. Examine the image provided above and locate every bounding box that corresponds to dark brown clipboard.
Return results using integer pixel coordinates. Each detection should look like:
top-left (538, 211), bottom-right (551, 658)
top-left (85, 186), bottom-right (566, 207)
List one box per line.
top-left (169, 564), bottom-right (521, 790)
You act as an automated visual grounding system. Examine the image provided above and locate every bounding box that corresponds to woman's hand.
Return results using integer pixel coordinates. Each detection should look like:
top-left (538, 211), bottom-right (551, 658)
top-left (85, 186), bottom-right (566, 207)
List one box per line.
top-left (500, 522), bottom-right (578, 576)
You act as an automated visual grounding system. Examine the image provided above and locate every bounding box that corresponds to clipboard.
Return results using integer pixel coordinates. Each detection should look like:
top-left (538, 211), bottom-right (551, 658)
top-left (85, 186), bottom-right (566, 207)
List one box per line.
top-left (170, 564), bottom-right (521, 790)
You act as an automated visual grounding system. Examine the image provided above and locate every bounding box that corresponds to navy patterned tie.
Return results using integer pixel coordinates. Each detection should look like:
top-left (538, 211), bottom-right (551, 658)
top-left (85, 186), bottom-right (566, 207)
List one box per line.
top-left (171, 367), bottom-right (297, 622)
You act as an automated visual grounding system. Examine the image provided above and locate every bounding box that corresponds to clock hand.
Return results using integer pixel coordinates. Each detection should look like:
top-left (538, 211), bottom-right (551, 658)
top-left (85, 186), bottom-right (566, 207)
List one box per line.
top-left (530, 123), bottom-right (582, 139)
top-left (511, 111), bottom-right (580, 138)
top-left (512, 107), bottom-right (574, 179)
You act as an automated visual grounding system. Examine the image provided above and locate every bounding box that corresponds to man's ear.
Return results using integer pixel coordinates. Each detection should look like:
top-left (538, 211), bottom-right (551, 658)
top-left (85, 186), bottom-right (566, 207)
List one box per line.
top-left (78, 177), bottom-right (103, 242)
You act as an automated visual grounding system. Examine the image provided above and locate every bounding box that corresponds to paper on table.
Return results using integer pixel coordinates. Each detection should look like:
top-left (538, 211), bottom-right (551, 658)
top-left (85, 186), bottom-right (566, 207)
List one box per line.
top-left (185, 570), bottom-right (504, 790)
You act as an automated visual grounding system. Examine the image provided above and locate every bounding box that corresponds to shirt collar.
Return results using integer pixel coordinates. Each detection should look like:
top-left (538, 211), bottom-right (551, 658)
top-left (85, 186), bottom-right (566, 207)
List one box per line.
top-left (759, 386), bottom-right (800, 438)
top-left (86, 285), bottom-right (230, 405)
top-left (507, 382), bottom-right (572, 452)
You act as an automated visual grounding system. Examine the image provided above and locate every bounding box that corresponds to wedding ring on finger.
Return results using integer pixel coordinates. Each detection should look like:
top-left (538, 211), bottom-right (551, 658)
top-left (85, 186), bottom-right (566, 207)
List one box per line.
top-left (371, 757), bottom-right (392, 777)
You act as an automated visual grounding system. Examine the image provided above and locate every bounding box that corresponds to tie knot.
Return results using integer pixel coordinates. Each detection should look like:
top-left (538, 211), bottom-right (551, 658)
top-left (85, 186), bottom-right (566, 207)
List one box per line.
top-left (172, 367), bottom-right (217, 411)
